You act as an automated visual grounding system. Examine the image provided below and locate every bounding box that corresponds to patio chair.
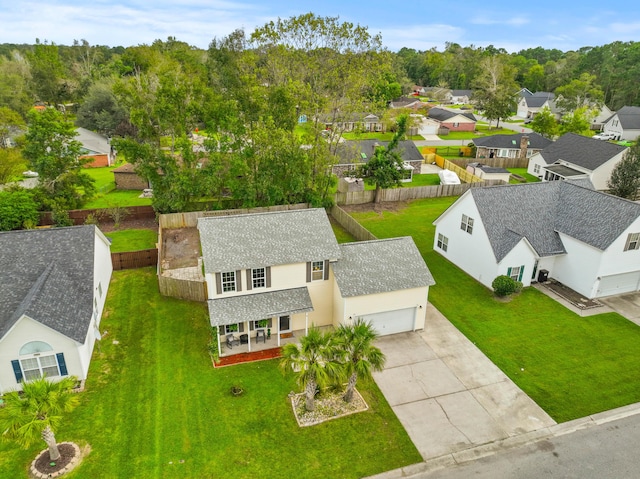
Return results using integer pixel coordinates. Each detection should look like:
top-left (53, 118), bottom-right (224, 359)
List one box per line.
top-left (226, 334), bottom-right (239, 348)
top-left (256, 329), bottom-right (266, 343)
top-left (240, 334), bottom-right (249, 345)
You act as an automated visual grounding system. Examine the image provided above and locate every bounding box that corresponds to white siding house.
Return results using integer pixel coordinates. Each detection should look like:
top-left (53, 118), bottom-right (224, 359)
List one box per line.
top-left (0, 226), bottom-right (112, 393)
top-left (602, 106), bottom-right (640, 141)
top-left (433, 181), bottom-right (640, 299)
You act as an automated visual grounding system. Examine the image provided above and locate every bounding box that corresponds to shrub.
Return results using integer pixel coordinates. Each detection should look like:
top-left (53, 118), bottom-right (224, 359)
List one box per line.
top-left (0, 188), bottom-right (40, 231)
top-left (492, 275), bottom-right (517, 297)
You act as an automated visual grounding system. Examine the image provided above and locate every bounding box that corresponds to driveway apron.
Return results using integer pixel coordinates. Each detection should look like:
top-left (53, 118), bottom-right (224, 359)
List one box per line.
top-left (373, 304), bottom-right (556, 461)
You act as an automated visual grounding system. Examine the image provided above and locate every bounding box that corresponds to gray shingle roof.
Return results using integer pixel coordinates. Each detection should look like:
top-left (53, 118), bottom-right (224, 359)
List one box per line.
top-left (473, 133), bottom-right (552, 150)
top-left (335, 140), bottom-right (423, 165)
top-left (428, 107), bottom-right (476, 122)
top-left (544, 164), bottom-right (586, 177)
top-left (614, 106), bottom-right (640, 130)
top-left (332, 237), bottom-right (435, 297)
top-left (538, 133), bottom-right (627, 170)
top-left (0, 226), bottom-right (98, 343)
top-left (207, 287), bottom-right (314, 326)
top-left (469, 181), bottom-right (640, 262)
top-left (198, 208), bottom-right (341, 272)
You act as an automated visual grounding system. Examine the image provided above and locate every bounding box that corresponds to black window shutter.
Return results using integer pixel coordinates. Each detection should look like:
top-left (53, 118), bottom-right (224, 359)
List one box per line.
top-left (236, 270), bottom-right (242, 291)
top-left (518, 266), bottom-right (524, 282)
top-left (246, 269), bottom-right (252, 291)
top-left (323, 260), bottom-right (329, 280)
top-left (266, 266), bottom-right (271, 288)
top-left (215, 273), bottom-right (222, 295)
top-left (267, 318), bottom-right (273, 328)
top-left (11, 360), bottom-right (23, 382)
top-left (306, 262), bottom-right (311, 283)
top-left (56, 353), bottom-right (68, 376)
top-left (238, 322), bottom-right (245, 333)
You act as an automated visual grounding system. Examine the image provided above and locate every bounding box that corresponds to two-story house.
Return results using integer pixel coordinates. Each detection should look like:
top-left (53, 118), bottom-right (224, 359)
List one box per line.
top-left (197, 209), bottom-right (435, 355)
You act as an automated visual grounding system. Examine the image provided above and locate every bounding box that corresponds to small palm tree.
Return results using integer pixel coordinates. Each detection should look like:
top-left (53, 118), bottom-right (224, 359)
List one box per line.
top-left (280, 327), bottom-right (343, 411)
top-left (335, 319), bottom-right (386, 403)
top-left (0, 376), bottom-right (80, 461)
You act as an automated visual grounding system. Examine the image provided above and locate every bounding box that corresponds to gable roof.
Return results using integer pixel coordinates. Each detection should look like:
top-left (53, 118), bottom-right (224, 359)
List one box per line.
top-left (451, 90), bottom-right (472, 97)
top-left (428, 107), bottom-right (476, 122)
top-left (332, 237), bottom-right (435, 297)
top-left (0, 226), bottom-right (98, 343)
top-left (198, 208), bottom-right (341, 272)
top-left (522, 92), bottom-right (555, 108)
top-left (76, 127), bottom-right (110, 155)
top-left (335, 140), bottom-right (423, 165)
top-left (473, 133), bottom-right (552, 150)
top-left (611, 105), bottom-right (640, 130)
top-left (537, 132), bottom-right (627, 170)
top-left (467, 180), bottom-right (640, 262)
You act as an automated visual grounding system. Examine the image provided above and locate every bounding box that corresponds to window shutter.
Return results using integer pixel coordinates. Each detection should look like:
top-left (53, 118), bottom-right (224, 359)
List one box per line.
top-left (56, 353), bottom-right (68, 376)
top-left (267, 318), bottom-right (272, 328)
top-left (507, 267), bottom-right (512, 277)
top-left (246, 269), bottom-right (252, 291)
top-left (215, 273), bottom-right (222, 295)
top-left (11, 360), bottom-right (23, 383)
top-left (249, 321), bottom-right (254, 331)
top-left (624, 234), bottom-right (632, 251)
top-left (306, 262), bottom-right (311, 283)
top-left (323, 260), bottom-right (329, 280)
top-left (238, 322), bottom-right (245, 333)
top-left (518, 266), bottom-right (524, 282)
top-left (236, 270), bottom-right (242, 292)
top-left (266, 266), bottom-right (271, 288)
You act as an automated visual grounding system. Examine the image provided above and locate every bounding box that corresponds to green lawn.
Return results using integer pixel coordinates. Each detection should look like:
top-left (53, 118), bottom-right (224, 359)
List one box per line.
top-left (84, 190), bottom-right (153, 209)
top-left (105, 229), bottom-right (158, 252)
top-left (408, 174), bottom-right (440, 186)
top-left (441, 125), bottom-right (515, 140)
top-left (0, 269), bottom-right (420, 478)
top-left (507, 168), bottom-right (541, 184)
top-left (84, 166), bottom-right (118, 194)
top-left (349, 198), bottom-right (640, 423)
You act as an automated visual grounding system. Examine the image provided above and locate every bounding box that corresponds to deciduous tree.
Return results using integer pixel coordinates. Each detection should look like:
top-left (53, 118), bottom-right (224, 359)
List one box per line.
top-left (607, 143), bottom-right (640, 199)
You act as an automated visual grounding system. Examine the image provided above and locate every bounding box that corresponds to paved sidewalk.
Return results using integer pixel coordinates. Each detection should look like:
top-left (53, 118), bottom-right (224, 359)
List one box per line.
top-left (371, 304), bottom-right (555, 463)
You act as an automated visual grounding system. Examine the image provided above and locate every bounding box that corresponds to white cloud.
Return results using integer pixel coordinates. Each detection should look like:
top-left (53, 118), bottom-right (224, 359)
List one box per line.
top-left (377, 24), bottom-right (464, 51)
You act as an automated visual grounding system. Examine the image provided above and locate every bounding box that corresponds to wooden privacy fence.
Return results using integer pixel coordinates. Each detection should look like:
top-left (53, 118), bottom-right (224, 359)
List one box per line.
top-left (442, 159), bottom-right (483, 184)
top-left (159, 203), bottom-right (310, 229)
top-left (111, 249), bottom-right (158, 270)
top-left (158, 276), bottom-right (208, 302)
top-left (329, 205), bottom-right (377, 241)
top-left (450, 157), bottom-right (529, 169)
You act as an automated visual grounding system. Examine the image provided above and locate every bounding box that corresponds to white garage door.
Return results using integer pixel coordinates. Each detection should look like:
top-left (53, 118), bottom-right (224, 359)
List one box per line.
top-left (597, 272), bottom-right (640, 297)
top-left (362, 307), bottom-right (416, 336)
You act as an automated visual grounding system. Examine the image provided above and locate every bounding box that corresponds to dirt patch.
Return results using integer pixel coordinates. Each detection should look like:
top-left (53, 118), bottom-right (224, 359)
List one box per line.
top-left (543, 279), bottom-right (603, 309)
top-left (339, 201), bottom-right (410, 214)
top-left (161, 228), bottom-right (200, 270)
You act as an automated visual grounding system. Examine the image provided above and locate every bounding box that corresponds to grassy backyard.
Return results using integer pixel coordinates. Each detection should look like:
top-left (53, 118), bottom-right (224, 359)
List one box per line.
top-left (349, 198), bottom-right (640, 423)
top-left (105, 229), bottom-right (158, 252)
top-left (83, 166), bottom-right (152, 209)
top-left (0, 268), bottom-right (419, 478)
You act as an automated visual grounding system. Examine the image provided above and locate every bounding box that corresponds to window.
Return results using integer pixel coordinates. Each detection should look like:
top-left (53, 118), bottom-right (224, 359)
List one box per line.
top-left (222, 271), bottom-right (236, 292)
top-left (224, 323), bottom-right (242, 334)
top-left (624, 233), bottom-right (640, 251)
top-left (460, 214), bottom-right (474, 234)
top-left (507, 265), bottom-right (524, 282)
top-left (453, 122), bottom-right (459, 128)
top-left (437, 233), bottom-right (448, 252)
top-left (20, 355), bottom-right (60, 381)
top-left (312, 261), bottom-right (324, 281)
top-left (533, 163), bottom-right (540, 174)
top-left (252, 268), bottom-right (266, 289)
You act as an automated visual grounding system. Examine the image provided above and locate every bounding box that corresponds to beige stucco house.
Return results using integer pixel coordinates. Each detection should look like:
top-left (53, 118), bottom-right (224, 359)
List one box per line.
top-left (197, 209), bottom-right (435, 356)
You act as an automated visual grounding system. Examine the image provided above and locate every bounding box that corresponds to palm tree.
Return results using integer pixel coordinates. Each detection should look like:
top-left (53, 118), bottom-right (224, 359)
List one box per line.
top-left (0, 376), bottom-right (80, 461)
top-left (279, 327), bottom-right (343, 411)
top-left (335, 319), bottom-right (386, 403)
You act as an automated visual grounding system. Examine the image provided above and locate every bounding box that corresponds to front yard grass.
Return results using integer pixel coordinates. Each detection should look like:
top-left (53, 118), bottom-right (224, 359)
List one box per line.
top-left (105, 229), bottom-right (158, 252)
top-left (441, 125), bottom-right (514, 140)
top-left (350, 198), bottom-right (640, 423)
top-left (0, 268), bottom-right (420, 478)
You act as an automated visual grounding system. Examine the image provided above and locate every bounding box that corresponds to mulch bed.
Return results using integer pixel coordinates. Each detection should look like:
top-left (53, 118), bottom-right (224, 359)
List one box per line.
top-left (215, 347), bottom-right (282, 367)
top-left (33, 443), bottom-right (77, 476)
top-left (543, 279), bottom-right (603, 309)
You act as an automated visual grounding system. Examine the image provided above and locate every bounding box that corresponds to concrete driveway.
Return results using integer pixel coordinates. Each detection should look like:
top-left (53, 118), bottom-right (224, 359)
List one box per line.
top-left (373, 305), bottom-right (555, 462)
top-left (600, 292), bottom-right (640, 326)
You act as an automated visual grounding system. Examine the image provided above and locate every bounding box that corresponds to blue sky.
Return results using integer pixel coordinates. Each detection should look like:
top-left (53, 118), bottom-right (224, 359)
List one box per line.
top-left (1, 0), bottom-right (639, 52)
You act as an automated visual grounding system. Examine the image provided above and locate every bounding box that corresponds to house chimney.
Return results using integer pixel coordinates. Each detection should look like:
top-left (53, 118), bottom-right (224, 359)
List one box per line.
top-left (519, 134), bottom-right (529, 160)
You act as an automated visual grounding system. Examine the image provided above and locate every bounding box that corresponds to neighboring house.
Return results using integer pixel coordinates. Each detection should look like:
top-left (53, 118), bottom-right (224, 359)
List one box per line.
top-left (602, 106), bottom-right (640, 141)
top-left (332, 139), bottom-right (423, 179)
top-left (198, 209), bottom-right (435, 353)
top-left (320, 113), bottom-right (385, 133)
top-left (0, 226), bottom-right (112, 394)
top-left (590, 104), bottom-right (615, 131)
top-left (474, 133), bottom-right (553, 161)
top-left (515, 87), bottom-right (533, 98)
top-left (447, 90), bottom-right (473, 104)
top-left (428, 107), bottom-right (477, 132)
top-left (433, 180), bottom-right (640, 299)
top-left (113, 163), bottom-right (150, 190)
top-left (465, 163), bottom-right (511, 183)
top-left (389, 96), bottom-right (422, 109)
top-left (527, 132), bottom-right (627, 190)
top-left (516, 92), bottom-right (557, 119)
top-left (77, 127), bottom-right (115, 168)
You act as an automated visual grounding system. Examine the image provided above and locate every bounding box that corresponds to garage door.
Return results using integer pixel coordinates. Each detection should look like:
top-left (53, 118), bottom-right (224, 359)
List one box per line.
top-left (361, 307), bottom-right (416, 336)
top-left (597, 272), bottom-right (640, 297)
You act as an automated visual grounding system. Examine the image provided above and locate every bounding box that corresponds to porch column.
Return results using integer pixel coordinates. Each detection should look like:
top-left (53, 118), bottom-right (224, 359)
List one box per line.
top-left (305, 312), bottom-right (308, 334)
top-left (217, 328), bottom-right (221, 356)
top-left (246, 321), bottom-right (251, 352)
top-left (276, 317), bottom-right (281, 347)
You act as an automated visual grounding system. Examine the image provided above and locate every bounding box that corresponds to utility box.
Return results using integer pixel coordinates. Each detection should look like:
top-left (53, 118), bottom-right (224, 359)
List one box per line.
top-left (537, 269), bottom-right (549, 283)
